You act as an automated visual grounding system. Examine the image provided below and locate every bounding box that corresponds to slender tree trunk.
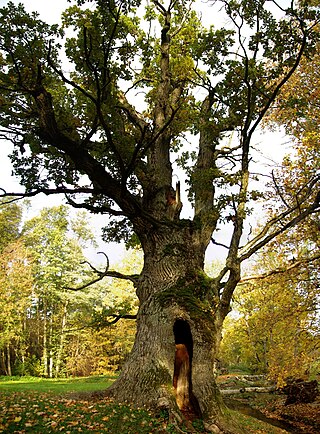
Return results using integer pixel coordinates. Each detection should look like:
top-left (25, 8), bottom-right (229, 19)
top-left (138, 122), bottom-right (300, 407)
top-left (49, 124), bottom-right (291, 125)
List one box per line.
top-left (55, 301), bottom-right (68, 377)
top-left (1, 349), bottom-right (5, 375)
top-left (6, 342), bottom-right (12, 376)
top-left (43, 300), bottom-right (48, 377)
top-left (49, 316), bottom-right (53, 378)
top-left (36, 301), bottom-right (41, 351)
top-left (106, 227), bottom-right (237, 432)
top-left (19, 316), bottom-right (27, 375)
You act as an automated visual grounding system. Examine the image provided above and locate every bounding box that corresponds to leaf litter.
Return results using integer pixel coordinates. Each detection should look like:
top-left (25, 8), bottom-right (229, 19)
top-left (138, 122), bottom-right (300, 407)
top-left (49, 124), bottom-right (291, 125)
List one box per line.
top-left (0, 391), bottom-right (167, 433)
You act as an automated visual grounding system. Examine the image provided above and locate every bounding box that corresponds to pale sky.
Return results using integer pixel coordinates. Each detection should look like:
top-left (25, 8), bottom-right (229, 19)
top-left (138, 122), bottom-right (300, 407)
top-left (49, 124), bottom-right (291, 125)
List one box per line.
top-left (0, 0), bottom-right (293, 266)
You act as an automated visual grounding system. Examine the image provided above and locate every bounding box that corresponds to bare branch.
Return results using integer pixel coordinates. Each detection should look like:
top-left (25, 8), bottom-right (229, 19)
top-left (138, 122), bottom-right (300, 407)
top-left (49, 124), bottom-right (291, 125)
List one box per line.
top-left (239, 176), bottom-right (320, 261)
top-left (211, 238), bottom-right (229, 250)
top-left (65, 275), bottom-right (106, 291)
top-left (239, 201), bottom-right (320, 263)
top-left (0, 187), bottom-right (100, 204)
top-left (272, 170), bottom-right (289, 208)
top-left (65, 194), bottom-right (125, 216)
top-left (82, 251), bottom-right (109, 274)
top-left (105, 313), bottom-right (137, 325)
top-left (64, 312), bottom-right (137, 333)
top-left (240, 253), bottom-right (320, 284)
top-left (65, 252), bottom-right (139, 291)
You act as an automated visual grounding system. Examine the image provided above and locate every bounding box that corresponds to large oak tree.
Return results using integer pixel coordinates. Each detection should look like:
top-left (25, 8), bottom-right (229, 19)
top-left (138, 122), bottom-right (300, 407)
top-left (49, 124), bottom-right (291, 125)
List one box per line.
top-left (0, 0), bottom-right (319, 431)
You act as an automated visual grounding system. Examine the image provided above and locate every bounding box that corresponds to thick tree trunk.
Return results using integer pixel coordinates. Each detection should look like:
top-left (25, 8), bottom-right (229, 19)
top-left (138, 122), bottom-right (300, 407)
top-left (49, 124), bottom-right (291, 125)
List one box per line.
top-left (106, 228), bottom-right (238, 432)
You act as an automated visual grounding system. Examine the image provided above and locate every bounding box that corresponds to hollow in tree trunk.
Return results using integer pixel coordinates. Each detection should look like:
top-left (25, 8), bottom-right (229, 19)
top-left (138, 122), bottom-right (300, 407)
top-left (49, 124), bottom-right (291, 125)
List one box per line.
top-left (106, 228), bottom-right (240, 433)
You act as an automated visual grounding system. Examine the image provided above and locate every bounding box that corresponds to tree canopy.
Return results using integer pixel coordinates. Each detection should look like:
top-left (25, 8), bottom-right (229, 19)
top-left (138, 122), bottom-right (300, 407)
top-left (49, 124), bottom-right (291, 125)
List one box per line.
top-left (220, 243), bottom-right (320, 386)
top-left (0, 0), bottom-right (319, 249)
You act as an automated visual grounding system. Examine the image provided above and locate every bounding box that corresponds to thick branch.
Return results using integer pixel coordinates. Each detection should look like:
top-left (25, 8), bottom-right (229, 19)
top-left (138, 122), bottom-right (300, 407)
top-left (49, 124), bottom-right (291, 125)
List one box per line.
top-left (147, 4), bottom-right (173, 193)
top-left (193, 91), bottom-right (217, 228)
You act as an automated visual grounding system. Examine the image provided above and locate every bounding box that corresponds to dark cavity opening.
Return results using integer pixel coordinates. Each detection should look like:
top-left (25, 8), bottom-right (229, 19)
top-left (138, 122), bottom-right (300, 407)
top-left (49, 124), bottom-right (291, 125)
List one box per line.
top-left (173, 319), bottom-right (201, 418)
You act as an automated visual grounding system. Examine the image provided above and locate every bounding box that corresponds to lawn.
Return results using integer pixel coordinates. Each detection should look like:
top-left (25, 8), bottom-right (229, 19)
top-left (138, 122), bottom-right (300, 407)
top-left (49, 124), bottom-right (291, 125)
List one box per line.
top-left (0, 376), bottom-right (289, 433)
top-left (0, 375), bottom-right (115, 394)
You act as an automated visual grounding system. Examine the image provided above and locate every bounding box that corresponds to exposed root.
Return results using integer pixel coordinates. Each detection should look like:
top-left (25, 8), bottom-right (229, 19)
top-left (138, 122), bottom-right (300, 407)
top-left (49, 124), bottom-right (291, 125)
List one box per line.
top-left (203, 421), bottom-right (224, 433)
top-left (157, 396), bottom-right (198, 433)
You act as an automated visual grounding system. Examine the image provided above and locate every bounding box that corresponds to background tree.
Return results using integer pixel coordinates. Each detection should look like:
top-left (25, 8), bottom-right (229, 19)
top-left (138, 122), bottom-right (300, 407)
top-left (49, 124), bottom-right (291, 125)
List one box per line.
top-left (220, 245), bottom-right (319, 386)
top-left (263, 25), bottom-right (320, 274)
top-left (230, 26), bottom-right (320, 385)
top-left (0, 200), bottom-right (22, 253)
top-left (0, 203), bottom-right (138, 377)
top-left (22, 205), bottom-right (97, 377)
top-left (0, 200), bottom-right (34, 376)
top-left (0, 0), bottom-right (319, 429)
top-left (65, 249), bottom-right (140, 376)
top-left (0, 239), bottom-right (33, 376)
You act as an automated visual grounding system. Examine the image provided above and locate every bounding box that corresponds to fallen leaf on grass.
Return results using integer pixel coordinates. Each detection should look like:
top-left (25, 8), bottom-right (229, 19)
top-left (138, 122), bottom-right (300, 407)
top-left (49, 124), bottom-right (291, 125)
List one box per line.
top-left (67, 420), bottom-right (79, 426)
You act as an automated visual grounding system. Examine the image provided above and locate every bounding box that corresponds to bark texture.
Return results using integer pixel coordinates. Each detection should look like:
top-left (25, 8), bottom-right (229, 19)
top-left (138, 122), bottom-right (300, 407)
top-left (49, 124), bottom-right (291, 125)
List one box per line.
top-left (106, 227), bottom-right (235, 432)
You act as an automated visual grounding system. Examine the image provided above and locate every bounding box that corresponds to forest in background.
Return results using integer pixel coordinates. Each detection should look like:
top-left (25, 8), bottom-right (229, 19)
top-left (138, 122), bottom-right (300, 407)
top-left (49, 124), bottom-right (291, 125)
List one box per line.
top-left (0, 202), bottom-right (138, 378)
top-left (0, 197), bottom-right (318, 385)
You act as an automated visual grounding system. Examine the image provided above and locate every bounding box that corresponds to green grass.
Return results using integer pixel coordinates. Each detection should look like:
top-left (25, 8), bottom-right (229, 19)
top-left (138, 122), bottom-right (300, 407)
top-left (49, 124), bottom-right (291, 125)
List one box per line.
top-left (230, 410), bottom-right (288, 434)
top-left (0, 376), bottom-right (289, 434)
top-left (0, 376), bottom-right (189, 433)
top-left (0, 375), bottom-right (115, 394)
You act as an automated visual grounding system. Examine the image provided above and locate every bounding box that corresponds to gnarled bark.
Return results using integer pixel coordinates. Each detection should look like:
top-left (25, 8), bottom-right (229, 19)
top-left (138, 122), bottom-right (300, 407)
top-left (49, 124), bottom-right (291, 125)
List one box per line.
top-left (106, 227), bottom-right (239, 433)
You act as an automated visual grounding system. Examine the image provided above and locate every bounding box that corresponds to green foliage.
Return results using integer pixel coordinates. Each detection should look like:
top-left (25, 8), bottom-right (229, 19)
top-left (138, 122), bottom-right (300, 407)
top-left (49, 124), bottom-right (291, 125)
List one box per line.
top-left (0, 2), bottom-right (62, 89)
top-left (13, 356), bottom-right (42, 377)
top-left (0, 378), bottom-right (197, 434)
top-left (0, 202), bottom-right (140, 378)
top-left (220, 246), bottom-right (320, 386)
top-left (0, 0), bottom-right (317, 242)
top-left (0, 202), bottom-right (31, 376)
top-left (0, 200), bottom-right (23, 253)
